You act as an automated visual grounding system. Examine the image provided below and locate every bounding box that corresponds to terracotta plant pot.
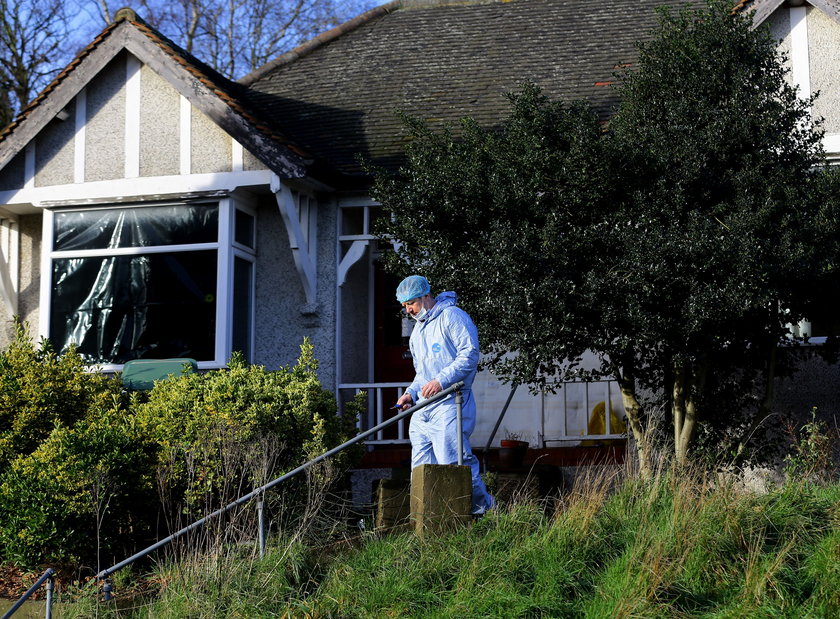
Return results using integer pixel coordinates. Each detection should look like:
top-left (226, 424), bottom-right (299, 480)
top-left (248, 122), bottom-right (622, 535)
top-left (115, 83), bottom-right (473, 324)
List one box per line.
top-left (498, 439), bottom-right (528, 468)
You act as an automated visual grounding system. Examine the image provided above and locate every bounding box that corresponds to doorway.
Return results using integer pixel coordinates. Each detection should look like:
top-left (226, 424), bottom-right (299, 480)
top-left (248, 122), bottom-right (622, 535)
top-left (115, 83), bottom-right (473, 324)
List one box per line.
top-left (371, 263), bottom-right (415, 441)
top-left (373, 263), bottom-right (414, 383)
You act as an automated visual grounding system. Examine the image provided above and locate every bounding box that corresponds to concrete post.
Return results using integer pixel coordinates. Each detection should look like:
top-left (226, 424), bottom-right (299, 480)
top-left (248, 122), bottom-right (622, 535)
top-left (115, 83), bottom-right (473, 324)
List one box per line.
top-left (410, 464), bottom-right (472, 537)
top-left (375, 478), bottom-right (412, 531)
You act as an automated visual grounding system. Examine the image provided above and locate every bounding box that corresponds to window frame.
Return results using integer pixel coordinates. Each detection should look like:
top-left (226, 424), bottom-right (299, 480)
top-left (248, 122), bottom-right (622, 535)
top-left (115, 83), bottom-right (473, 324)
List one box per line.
top-left (40, 196), bottom-right (256, 371)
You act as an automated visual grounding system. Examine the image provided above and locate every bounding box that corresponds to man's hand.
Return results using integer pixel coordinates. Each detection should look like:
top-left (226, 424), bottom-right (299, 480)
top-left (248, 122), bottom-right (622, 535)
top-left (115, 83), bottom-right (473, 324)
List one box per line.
top-left (421, 379), bottom-right (442, 399)
top-left (396, 392), bottom-right (414, 410)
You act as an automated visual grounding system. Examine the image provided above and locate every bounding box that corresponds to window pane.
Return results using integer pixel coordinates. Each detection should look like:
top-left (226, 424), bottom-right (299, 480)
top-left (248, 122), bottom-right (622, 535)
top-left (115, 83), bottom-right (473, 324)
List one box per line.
top-left (54, 204), bottom-right (218, 251)
top-left (341, 207), bottom-right (365, 236)
top-left (805, 276), bottom-right (840, 338)
top-left (232, 256), bottom-right (253, 359)
top-left (809, 316), bottom-right (840, 338)
top-left (50, 250), bottom-right (217, 364)
top-left (234, 209), bottom-right (255, 248)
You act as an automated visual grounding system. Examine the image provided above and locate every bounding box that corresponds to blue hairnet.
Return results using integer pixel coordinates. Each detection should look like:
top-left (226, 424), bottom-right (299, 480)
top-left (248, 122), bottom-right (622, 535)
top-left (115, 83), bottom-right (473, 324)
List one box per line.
top-left (396, 275), bottom-right (431, 303)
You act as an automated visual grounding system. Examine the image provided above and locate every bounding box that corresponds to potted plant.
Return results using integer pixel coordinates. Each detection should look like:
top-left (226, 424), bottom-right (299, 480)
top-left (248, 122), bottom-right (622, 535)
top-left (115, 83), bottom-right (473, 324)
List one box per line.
top-left (499, 432), bottom-right (528, 468)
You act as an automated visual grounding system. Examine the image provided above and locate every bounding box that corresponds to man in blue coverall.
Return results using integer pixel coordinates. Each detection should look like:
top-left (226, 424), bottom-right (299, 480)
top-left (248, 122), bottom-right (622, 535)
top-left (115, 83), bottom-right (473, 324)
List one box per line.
top-left (394, 275), bottom-right (494, 515)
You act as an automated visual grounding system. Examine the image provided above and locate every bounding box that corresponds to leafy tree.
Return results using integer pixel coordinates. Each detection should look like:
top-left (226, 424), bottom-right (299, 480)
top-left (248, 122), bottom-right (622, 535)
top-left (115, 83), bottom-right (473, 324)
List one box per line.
top-left (371, 0), bottom-right (840, 475)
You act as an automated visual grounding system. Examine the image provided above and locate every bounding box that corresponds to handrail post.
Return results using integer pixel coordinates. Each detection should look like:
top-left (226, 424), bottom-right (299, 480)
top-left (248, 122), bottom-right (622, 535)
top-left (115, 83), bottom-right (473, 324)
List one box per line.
top-left (257, 494), bottom-right (266, 559)
top-left (456, 389), bottom-right (463, 466)
top-left (102, 578), bottom-right (112, 602)
top-left (2, 568), bottom-right (55, 619)
top-left (45, 574), bottom-right (54, 619)
top-left (483, 384), bottom-right (518, 471)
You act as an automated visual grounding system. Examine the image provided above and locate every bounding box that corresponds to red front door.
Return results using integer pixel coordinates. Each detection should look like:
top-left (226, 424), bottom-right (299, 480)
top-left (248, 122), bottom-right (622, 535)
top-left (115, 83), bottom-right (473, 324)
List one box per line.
top-left (373, 263), bottom-right (415, 383)
top-left (372, 264), bottom-right (415, 441)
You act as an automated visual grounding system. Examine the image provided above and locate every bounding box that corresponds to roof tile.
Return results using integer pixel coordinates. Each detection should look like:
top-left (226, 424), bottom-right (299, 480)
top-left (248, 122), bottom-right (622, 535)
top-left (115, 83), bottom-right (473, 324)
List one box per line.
top-left (244, 0), bottom-right (706, 177)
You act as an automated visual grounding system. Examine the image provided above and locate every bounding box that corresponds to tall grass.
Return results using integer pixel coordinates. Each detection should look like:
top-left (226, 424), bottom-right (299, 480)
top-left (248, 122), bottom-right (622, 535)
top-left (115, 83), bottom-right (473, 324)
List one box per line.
top-left (59, 468), bottom-right (839, 618)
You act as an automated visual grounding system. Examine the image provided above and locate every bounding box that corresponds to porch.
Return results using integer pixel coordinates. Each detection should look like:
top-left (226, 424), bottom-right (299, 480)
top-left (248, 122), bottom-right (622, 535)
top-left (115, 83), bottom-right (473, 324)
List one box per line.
top-left (338, 378), bottom-right (628, 472)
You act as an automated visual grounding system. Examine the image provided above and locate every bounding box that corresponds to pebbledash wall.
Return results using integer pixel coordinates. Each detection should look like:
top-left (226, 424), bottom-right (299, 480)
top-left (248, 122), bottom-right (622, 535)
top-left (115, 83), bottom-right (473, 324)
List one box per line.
top-left (253, 193), bottom-right (339, 384)
top-left (769, 4), bottom-right (840, 150)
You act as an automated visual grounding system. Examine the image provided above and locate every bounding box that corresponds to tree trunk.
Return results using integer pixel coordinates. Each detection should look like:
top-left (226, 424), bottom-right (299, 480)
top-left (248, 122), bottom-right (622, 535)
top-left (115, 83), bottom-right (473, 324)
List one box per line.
top-left (674, 362), bottom-right (707, 467)
top-left (672, 363), bottom-right (686, 460)
top-left (616, 365), bottom-right (652, 479)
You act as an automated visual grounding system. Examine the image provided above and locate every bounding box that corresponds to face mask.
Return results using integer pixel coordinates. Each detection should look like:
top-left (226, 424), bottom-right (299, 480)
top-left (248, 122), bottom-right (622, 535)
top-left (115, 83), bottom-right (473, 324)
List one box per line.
top-left (411, 307), bottom-right (428, 322)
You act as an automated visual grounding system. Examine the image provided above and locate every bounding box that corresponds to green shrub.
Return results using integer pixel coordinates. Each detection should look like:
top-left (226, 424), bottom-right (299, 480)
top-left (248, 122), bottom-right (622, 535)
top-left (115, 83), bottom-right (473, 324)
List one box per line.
top-left (134, 341), bottom-right (363, 517)
top-left (0, 402), bottom-right (158, 567)
top-left (0, 321), bottom-right (123, 466)
top-left (784, 407), bottom-right (838, 483)
top-left (0, 333), bottom-right (363, 570)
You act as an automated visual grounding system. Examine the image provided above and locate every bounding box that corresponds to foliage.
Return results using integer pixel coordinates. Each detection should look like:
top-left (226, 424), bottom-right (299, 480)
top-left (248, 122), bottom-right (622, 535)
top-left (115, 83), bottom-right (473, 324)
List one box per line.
top-left (60, 472), bottom-right (840, 617)
top-left (372, 84), bottom-right (610, 387)
top-left (134, 341), bottom-right (362, 514)
top-left (605, 0), bottom-right (837, 466)
top-left (0, 321), bottom-right (124, 467)
top-left (0, 333), bottom-right (362, 569)
top-left (371, 0), bottom-right (840, 471)
top-left (0, 403), bottom-right (158, 567)
top-left (784, 407), bottom-right (839, 483)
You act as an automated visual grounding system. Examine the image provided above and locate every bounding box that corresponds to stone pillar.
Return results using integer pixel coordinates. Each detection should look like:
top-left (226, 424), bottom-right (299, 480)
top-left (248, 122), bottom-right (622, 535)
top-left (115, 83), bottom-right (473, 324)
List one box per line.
top-left (410, 464), bottom-right (472, 537)
top-left (375, 478), bottom-right (411, 531)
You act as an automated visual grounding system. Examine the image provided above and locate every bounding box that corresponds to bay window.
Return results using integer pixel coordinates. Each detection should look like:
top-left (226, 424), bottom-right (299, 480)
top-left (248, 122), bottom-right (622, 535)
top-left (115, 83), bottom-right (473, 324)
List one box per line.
top-left (42, 198), bottom-right (255, 369)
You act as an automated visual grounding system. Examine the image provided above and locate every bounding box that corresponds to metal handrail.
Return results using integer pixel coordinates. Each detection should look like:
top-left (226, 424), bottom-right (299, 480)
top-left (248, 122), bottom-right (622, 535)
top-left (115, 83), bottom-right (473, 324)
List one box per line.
top-left (2, 568), bottom-right (54, 619)
top-left (94, 381), bottom-right (466, 598)
top-left (338, 381), bottom-right (412, 444)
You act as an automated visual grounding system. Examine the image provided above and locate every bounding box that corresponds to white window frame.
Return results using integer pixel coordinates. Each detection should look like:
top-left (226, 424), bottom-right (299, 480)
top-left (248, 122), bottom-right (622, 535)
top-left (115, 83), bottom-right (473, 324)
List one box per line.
top-left (228, 197), bottom-right (257, 362)
top-left (39, 197), bottom-right (257, 371)
top-left (0, 210), bottom-right (19, 316)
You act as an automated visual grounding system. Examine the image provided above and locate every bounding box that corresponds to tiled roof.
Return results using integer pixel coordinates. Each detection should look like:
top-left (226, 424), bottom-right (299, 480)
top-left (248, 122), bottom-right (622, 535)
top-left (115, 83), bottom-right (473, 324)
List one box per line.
top-left (801, 0), bottom-right (840, 24)
top-left (0, 8), bottom-right (306, 175)
top-left (243, 0), bottom-right (704, 178)
top-left (735, 0), bottom-right (785, 26)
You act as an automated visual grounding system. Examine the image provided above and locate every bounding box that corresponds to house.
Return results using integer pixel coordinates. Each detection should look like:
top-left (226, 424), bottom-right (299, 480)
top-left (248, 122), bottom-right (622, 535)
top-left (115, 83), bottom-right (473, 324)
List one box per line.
top-left (0, 0), bottom-right (838, 473)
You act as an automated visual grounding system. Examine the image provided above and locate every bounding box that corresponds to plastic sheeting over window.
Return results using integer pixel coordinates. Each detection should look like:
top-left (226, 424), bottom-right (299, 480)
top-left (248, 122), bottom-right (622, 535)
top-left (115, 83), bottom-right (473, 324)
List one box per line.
top-left (50, 204), bottom-right (219, 365)
top-left (54, 204), bottom-right (218, 250)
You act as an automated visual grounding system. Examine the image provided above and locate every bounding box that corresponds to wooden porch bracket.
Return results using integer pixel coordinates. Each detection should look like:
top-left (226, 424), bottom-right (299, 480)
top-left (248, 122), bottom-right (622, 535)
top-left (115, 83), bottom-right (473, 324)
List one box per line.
top-left (272, 175), bottom-right (317, 306)
top-left (338, 238), bottom-right (369, 286)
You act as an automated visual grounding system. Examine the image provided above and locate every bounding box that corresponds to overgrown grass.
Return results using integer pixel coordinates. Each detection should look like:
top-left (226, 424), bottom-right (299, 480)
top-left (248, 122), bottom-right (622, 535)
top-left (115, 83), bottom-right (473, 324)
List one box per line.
top-left (58, 471), bottom-right (840, 618)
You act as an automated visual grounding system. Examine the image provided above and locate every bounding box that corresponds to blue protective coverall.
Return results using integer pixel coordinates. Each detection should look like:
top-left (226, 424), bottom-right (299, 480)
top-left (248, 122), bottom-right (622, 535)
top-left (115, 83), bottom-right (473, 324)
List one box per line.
top-left (404, 291), bottom-right (494, 514)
